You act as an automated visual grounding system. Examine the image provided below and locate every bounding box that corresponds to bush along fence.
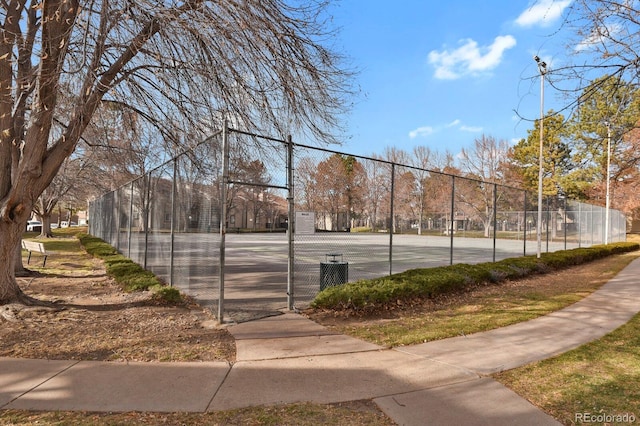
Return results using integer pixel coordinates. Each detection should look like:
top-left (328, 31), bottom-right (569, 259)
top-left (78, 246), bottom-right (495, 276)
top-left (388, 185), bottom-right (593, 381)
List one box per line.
top-left (311, 242), bottom-right (640, 312)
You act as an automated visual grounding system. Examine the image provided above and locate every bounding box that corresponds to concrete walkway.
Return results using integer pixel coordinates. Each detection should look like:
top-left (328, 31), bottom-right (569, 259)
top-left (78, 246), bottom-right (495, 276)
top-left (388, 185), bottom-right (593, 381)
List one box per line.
top-left (2, 257), bottom-right (640, 425)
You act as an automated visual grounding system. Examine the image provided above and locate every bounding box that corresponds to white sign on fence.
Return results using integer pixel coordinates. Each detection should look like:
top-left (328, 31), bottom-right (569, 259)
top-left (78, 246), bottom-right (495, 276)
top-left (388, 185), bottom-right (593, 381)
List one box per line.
top-left (295, 211), bottom-right (315, 234)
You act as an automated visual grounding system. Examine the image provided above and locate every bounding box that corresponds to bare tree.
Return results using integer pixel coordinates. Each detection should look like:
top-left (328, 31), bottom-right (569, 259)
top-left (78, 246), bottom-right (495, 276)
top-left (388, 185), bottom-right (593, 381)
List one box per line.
top-left (521, 0), bottom-right (640, 125)
top-left (362, 155), bottom-right (387, 231)
top-left (459, 135), bottom-right (509, 183)
top-left (383, 146), bottom-right (410, 165)
top-left (458, 135), bottom-right (510, 237)
top-left (392, 168), bottom-right (417, 233)
top-left (410, 146), bottom-right (436, 235)
top-left (87, 106), bottom-right (170, 189)
top-left (33, 156), bottom-right (92, 237)
top-left (0, 0), bottom-right (353, 307)
top-left (294, 156), bottom-right (320, 212)
top-left (556, 1), bottom-right (640, 91)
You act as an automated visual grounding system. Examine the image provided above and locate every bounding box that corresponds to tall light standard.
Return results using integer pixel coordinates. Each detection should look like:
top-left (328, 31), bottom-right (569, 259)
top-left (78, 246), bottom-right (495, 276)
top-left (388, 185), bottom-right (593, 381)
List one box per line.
top-left (604, 121), bottom-right (611, 244)
top-left (534, 56), bottom-right (547, 258)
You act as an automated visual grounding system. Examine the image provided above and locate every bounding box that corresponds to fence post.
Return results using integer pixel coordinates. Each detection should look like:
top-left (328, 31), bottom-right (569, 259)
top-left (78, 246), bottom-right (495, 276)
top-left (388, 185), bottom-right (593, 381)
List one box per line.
top-left (492, 183), bottom-right (497, 263)
top-left (218, 120), bottom-right (230, 323)
top-left (578, 202), bottom-right (582, 247)
top-left (88, 200), bottom-right (92, 235)
top-left (128, 181), bottom-right (134, 258)
top-left (449, 176), bottom-right (455, 265)
top-left (523, 191), bottom-right (527, 256)
top-left (116, 188), bottom-right (121, 252)
top-left (563, 196), bottom-right (567, 250)
top-left (601, 206), bottom-right (604, 243)
top-left (287, 135), bottom-right (294, 311)
top-left (590, 204), bottom-right (594, 245)
top-left (143, 174), bottom-right (150, 270)
top-left (170, 159), bottom-right (177, 287)
top-left (546, 196), bottom-right (550, 253)
top-left (389, 163), bottom-right (395, 276)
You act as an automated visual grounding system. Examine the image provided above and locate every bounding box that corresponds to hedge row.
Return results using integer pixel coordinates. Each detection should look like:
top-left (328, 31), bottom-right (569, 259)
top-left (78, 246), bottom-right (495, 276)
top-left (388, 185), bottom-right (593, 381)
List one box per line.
top-left (311, 242), bottom-right (640, 311)
top-left (77, 233), bottom-right (182, 303)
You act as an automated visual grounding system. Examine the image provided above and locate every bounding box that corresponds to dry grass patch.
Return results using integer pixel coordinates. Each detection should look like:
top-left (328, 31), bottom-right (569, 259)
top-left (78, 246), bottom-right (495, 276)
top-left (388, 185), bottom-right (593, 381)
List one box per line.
top-left (3, 236), bottom-right (235, 362)
top-left (0, 400), bottom-right (394, 426)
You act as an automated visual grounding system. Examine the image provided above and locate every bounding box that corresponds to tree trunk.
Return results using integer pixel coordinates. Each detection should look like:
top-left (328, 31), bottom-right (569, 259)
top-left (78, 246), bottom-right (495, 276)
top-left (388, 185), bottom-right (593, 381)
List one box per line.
top-left (14, 242), bottom-right (28, 277)
top-left (1, 220), bottom-right (31, 304)
top-left (40, 212), bottom-right (54, 238)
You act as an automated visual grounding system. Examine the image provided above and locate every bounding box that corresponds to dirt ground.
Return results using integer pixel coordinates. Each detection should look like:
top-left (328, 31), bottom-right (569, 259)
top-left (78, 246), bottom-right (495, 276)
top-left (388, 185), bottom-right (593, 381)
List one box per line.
top-left (0, 257), bottom-right (236, 363)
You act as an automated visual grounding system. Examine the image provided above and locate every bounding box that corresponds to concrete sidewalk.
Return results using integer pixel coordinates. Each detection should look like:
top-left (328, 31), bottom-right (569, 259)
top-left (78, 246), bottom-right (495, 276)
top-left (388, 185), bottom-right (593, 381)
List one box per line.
top-left (2, 257), bottom-right (640, 425)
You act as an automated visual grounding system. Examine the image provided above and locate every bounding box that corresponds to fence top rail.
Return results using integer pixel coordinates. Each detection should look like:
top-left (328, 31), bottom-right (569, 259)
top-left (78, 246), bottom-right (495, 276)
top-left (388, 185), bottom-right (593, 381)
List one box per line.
top-left (94, 130), bottom-right (224, 199)
top-left (90, 125), bottom-right (622, 219)
top-left (281, 136), bottom-right (525, 193)
top-left (227, 125), bottom-right (517, 191)
top-left (228, 127), bottom-right (289, 144)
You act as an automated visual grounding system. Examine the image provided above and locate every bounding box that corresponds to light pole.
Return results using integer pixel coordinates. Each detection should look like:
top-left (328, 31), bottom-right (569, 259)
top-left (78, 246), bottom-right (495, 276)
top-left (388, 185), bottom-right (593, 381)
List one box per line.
top-left (534, 56), bottom-right (547, 259)
top-left (605, 121), bottom-right (611, 244)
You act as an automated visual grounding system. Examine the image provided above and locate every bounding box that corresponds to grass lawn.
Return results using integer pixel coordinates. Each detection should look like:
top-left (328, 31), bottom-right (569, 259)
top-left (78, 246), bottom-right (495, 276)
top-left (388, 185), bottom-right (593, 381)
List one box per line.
top-left (22, 227), bottom-right (97, 275)
top-left (0, 402), bottom-right (394, 426)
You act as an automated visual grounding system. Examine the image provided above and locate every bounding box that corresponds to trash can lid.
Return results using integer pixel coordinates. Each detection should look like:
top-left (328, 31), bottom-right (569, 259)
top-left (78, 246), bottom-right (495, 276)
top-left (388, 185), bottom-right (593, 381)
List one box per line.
top-left (325, 253), bottom-right (343, 261)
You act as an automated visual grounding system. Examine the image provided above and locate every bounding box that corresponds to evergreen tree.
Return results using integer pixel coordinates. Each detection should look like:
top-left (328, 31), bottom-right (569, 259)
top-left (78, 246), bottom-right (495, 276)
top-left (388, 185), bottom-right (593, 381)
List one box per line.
top-left (567, 75), bottom-right (640, 202)
top-left (509, 111), bottom-right (573, 197)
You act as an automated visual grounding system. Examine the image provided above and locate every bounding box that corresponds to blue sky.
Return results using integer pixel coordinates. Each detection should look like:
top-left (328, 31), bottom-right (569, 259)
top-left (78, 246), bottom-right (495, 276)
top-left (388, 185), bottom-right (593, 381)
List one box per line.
top-left (329, 0), bottom-right (573, 158)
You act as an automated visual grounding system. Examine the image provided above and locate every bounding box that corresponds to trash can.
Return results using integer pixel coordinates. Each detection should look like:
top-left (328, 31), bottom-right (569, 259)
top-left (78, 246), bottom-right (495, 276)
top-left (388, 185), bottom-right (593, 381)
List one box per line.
top-left (320, 253), bottom-right (348, 290)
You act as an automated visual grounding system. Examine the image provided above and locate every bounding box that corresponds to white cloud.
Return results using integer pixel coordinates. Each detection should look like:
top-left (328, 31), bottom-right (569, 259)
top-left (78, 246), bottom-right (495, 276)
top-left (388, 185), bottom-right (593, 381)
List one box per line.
top-left (515, 0), bottom-right (572, 28)
top-left (428, 35), bottom-right (517, 80)
top-left (409, 126), bottom-right (434, 139)
top-left (460, 125), bottom-right (483, 132)
top-left (575, 23), bottom-right (622, 51)
top-left (409, 120), bottom-right (482, 139)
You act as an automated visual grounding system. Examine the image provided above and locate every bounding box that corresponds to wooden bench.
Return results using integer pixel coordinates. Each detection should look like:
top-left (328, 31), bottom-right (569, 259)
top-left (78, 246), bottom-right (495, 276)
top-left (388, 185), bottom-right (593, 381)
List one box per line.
top-left (22, 240), bottom-right (50, 267)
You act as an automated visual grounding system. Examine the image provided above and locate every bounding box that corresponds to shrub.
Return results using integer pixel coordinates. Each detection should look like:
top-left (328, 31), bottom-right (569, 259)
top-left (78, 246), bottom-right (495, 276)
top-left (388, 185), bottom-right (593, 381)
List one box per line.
top-left (118, 271), bottom-right (160, 292)
top-left (151, 285), bottom-right (183, 304)
top-left (78, 234), bottom-right (118, 257)
top-left (311, 241), bottom-right (639, 312)
top-left (78, 233), bottom-right (184, 301)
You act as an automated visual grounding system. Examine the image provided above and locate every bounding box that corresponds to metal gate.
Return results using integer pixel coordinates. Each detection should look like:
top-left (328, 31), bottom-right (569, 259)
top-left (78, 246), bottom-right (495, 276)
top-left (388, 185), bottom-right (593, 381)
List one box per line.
top-left (218, 125), bottom-right (295, 323)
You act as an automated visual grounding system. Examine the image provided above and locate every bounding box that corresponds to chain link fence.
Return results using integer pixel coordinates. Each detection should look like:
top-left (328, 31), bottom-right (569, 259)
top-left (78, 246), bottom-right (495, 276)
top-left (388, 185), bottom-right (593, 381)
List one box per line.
top-left (89, 126), bottom-right (627, 320)
top-left (89, 133), bottom-right (223, 312)
top-left (288, 144), bottom-right (626, 305)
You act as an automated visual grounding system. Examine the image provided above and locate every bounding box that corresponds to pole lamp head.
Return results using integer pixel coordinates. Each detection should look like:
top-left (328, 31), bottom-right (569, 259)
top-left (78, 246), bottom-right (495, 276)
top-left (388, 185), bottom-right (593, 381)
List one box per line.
top-left (534, 55), bottom-right (547, 73)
